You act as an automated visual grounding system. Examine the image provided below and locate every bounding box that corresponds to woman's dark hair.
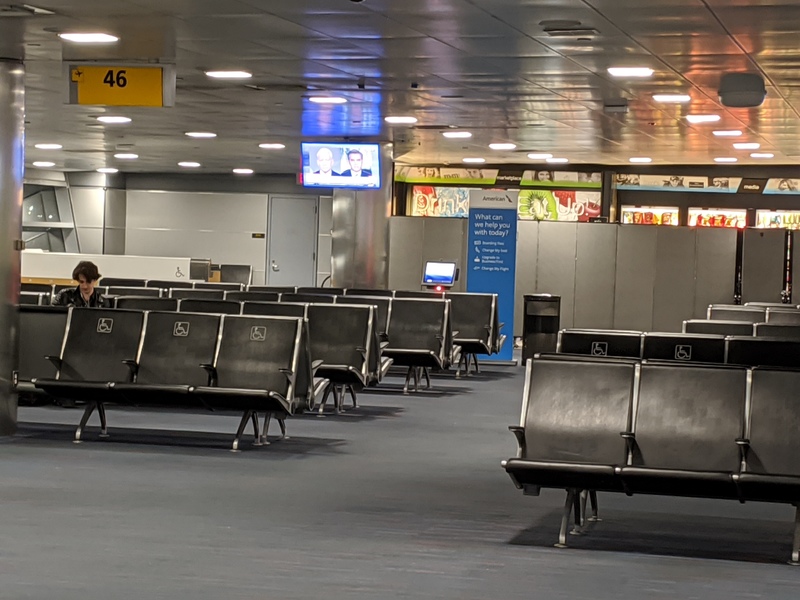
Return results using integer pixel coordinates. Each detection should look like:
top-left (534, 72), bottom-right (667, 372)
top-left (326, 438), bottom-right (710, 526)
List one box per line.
top-left (72, 261), bottom-right (101, 282)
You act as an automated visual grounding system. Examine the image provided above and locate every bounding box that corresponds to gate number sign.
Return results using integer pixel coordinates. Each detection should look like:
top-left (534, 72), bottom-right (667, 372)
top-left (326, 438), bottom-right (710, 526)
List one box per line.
top-left (69, 65), bottom-right (167, 107)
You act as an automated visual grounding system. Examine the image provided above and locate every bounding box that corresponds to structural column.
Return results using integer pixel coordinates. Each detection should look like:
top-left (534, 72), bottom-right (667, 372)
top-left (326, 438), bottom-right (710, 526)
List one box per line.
top-left (331, 144), bottom-right (393, 289)
top-left (0, 60), bottom-right (25, 435)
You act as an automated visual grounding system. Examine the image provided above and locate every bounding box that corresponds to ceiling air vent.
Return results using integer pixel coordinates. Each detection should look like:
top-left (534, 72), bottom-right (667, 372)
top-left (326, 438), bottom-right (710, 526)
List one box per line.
top-left (539, 19), bottom-right (598, 39)
top-left (0, 4), bottom-right (55, 17)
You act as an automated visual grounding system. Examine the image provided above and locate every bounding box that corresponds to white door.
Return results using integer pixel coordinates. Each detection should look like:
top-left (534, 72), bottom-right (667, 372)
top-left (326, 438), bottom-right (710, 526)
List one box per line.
top-left (267, 195), bottom-right (318, 286)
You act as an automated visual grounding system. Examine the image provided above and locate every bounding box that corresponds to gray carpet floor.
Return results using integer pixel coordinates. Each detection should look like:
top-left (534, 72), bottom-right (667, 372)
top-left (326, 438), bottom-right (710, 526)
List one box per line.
top-left (4, 364), bottom-right (800, 599)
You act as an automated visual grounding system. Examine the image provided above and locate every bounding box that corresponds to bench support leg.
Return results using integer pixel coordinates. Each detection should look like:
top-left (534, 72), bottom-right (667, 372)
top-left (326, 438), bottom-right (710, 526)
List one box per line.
top-left (555, 489), bottom-right (579, 548)
top-left (251, 412), bottom-right (263, 447)
top-left (791, 505), bottom-right (800, 566)
top-left (421, 367), bottom-right (431, 390)
top-left (74, 402), bottom-right (97, 443)
top-left (403, 367), bottom-right (417, 394)
top-left (97, 402), bottom-right (109, 438)
top-left (346, 385), bottom-right (358, 408)
top-left (261, 412), bottom-right (288, 444)
top-left (231, 410), bottom-right (253, 453)
top-left (472, 354), bottom-right (481, 375)
top-left (588, 490), bottom-right (601, 523)
top-left (333, 385), bottom-right (342, 414)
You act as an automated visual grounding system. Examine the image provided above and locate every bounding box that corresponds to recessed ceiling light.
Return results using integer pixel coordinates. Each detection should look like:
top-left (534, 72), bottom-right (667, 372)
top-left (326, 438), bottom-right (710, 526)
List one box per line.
top-left (233, 168), bottom-right (254, 175)
top-left (713, 130), bottom-right (743, 137)
top-left (385, 116), bottom-right (418, 124)
top-left (259, 143), bottom-right (286, 149)
top-left (32, 161), bottom-right (55, 168)
top-left (58, 33), bottom-right (119, 43)
top-left (489, 143), bottom-right (517, 150)
top-left (205, 70), bottom-right (252, 79)
top-left (751, 152), bottom-right (775, 159)
top-left (442, 131), bottom-right (472, 139)
top-left (462, 158), bottom-right (486, 164)
top-left (97, 116), bottom-right (131, 124)
top-left (686, 114), bottom-right (721, 124)
top-left (608, 67), bottom-right (654, 78)
top-left (652, 94), bottom-right (691, 103)
top-left (733, 142), bottom-right (760, 150)
top-left (528, 153), bottom-right (554, 160)
top-left (308, 96), bottom-right (347, 104)
top-left (185, 132), bottom-right (217, 139)
top-left (714, 157), bottom-right (738, 163)
top-left (178, 162), bottom-right (201, 168)
top-left (114, 153), bottom-right (138, 159)
top-left (629, 157), bottom-right (653, 163)
top-left (546, 157), bottom-right (569, 164)
top-left (34, 143), bottom-right (62, 150)
top-left (97, 167), bottom-right (118, 174)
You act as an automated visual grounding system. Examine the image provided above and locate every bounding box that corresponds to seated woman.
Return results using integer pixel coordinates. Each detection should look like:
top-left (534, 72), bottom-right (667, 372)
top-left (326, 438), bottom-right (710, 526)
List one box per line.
top-left (52, 261), bottom-right (107, 308)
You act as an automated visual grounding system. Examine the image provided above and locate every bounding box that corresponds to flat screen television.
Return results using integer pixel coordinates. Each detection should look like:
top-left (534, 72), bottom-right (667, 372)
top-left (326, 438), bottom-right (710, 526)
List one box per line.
top-left (422, 261), bottom-right (457, 287)
top-left (301, 142), bottom-right (381, 189)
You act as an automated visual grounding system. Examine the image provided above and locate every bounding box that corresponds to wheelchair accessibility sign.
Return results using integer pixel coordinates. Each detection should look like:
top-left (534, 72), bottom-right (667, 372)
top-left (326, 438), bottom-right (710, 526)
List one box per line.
top-left (591, 341), bottom-right (608, 356)
top-left (97, 318), bottom-right (114, 334)
top-left (173, 322), bottom-right (190, 337)
top-left (250, 326), bottom-right (267, 342)
top-left (675, 345), bottom-right (692, 361)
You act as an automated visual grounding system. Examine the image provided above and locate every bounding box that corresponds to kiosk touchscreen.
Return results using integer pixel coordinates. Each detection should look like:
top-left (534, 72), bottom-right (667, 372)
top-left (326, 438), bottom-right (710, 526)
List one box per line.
top-left (422, 261), bottom-right (458, 289)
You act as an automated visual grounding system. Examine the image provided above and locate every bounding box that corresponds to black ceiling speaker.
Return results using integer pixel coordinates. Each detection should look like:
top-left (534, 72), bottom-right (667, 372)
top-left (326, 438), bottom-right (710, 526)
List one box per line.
top-left (718, 73), bottom-right (766, 108)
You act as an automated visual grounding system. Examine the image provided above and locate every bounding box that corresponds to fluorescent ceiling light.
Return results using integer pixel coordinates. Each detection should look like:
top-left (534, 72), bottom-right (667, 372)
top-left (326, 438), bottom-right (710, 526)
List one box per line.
top-left (114, 153), bottom-right (138, 159)
top-left (308, 96), bottom-right (347, 104)
top-left (528, 153), bottom-right (553, 160)
top-left (608, 67), bottom-right (654, 78)
top-left (205, 70), bottom-right (252, 79)
top-left (259, 143), bottom-right (286, 149)
top-left (178, 161), bottom-right (201, 168)
top-left (733, 142), bottom-right (760, 150)
top-left (233, 168), bottom-right (254, 175)
top-left (489, 143), bottom-right (517, 150)
top-left (32, 161), bottom-right (55, 168)
top-left (97, 116), bottom-right (131, 124)
top-left (59, 33), bottom-right (119, 43)
top-left (546, 157), bottom-right (569, 164)
top-left (629, 157), bottom-right (652, 163)
top-left (713, 130), bottom-right (743, 137)
top-left (185, 132), bottom-right (217, 139)
top-left (385, 116), bottom-right (418, 124)
top-left (97, 167), bottom-right (118, 174)
top-left (462, 158), bottom-right (486, 164)
top-left (714, 157), bottom-right (738, 163)
top-left (653, 94), bottom-right (691, 103)
top-left (34, 143), bottom-right (62, 150)
top-left (751, 152), bottom-right (775, 159)
top-left (442, 131), bottom-right (472, 139)
top-left (686, 114), bottom-right (721, 124)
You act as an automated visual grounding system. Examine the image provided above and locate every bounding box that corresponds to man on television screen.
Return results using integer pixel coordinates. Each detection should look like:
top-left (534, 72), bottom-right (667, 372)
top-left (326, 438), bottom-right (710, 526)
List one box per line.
top-left (341, 149), bottom-right (372, 177)
top-left (314, 147), bottom-right (340, 177)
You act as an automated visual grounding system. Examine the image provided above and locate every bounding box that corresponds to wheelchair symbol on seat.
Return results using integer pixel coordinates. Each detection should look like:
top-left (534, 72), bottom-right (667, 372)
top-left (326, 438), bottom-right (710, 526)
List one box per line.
top-left (675, 345), bottom-right (692, 361)
top-left (175, 267), bottom-right (185, 278)
top-left (97, 318), bottom-right (114, 334)
top-left (250, 326), bottom-right (267, 342)
top-left (591, 341), bottom-right (608, 356)
top-left (173, 322), bottom-right (190, 337)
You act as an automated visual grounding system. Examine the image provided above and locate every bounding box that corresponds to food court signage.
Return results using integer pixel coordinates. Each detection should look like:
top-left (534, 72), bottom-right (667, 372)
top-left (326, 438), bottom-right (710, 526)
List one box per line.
top-left (616, 174), bottom-right (800, 195)
top-left (395, 166), bottom-right (602, 189)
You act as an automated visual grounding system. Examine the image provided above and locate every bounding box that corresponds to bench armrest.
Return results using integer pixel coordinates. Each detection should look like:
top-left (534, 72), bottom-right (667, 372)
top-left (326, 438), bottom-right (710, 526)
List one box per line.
top-left (311, 359), bottom-right (324, 376)
top-left (379, 341), bottom-right (389, 350)
top-left (620, 431), bottom-right (636, 453)
top-left (45, 355), bottom-right (62, 369)
top-left (200, 363), bottom-right (218, 385)
top-left (509, 426), bottom-right (526, 457)
top-left (121, 359), bottom-right (139, 380)
top-left (736, 437), bottom-right (751, 460)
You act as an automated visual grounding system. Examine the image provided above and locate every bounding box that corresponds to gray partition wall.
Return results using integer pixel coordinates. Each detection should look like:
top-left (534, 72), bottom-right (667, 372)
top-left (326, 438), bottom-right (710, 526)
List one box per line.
top-left (694, 228), bottom-right (737, 317)
top-left (514, 221), bottom-right (538, 337)
top-left (652, 227), bottom-right (697, 332)
top-left (536, 222), bottom-right (578, 330)
top-left (386, 217), bottom-right (468, 292)
top-left (613, 226), bottom-right (658, 331)
top-left (574, 224), bottom-right (617, 329)
top-left (741, 229), bottom-right (786, 303)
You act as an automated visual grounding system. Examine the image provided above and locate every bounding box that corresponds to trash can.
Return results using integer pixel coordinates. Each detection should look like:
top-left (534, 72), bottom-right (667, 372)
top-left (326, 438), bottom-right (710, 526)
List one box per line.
top-left (522, 294), bottom-right (561, 362)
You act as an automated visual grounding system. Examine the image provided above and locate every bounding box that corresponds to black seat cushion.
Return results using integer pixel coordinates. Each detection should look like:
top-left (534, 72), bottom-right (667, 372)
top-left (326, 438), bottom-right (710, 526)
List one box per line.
top-left (504, 459), bottom-right (620, 492)
top-left (619, 467), bottom-right (736, 499)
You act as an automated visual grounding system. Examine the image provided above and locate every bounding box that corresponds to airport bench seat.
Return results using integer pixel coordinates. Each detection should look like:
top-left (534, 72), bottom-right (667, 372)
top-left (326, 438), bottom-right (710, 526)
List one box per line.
top-left (446, 291), bottom-right (504, 376)
top-left (502, 355), bottom-right (800, 563)
top-left (383, 298), bottom-right (456, 393)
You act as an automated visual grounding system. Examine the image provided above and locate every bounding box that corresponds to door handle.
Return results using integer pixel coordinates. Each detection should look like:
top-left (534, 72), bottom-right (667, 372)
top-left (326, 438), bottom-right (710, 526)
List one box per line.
top-left (271, 260), bottom-right (280, 272)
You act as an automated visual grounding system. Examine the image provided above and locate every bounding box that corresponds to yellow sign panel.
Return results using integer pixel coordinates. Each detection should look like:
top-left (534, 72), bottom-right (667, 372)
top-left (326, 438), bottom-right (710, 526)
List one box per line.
top-left (70, 66), bottom-right (163, 107)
